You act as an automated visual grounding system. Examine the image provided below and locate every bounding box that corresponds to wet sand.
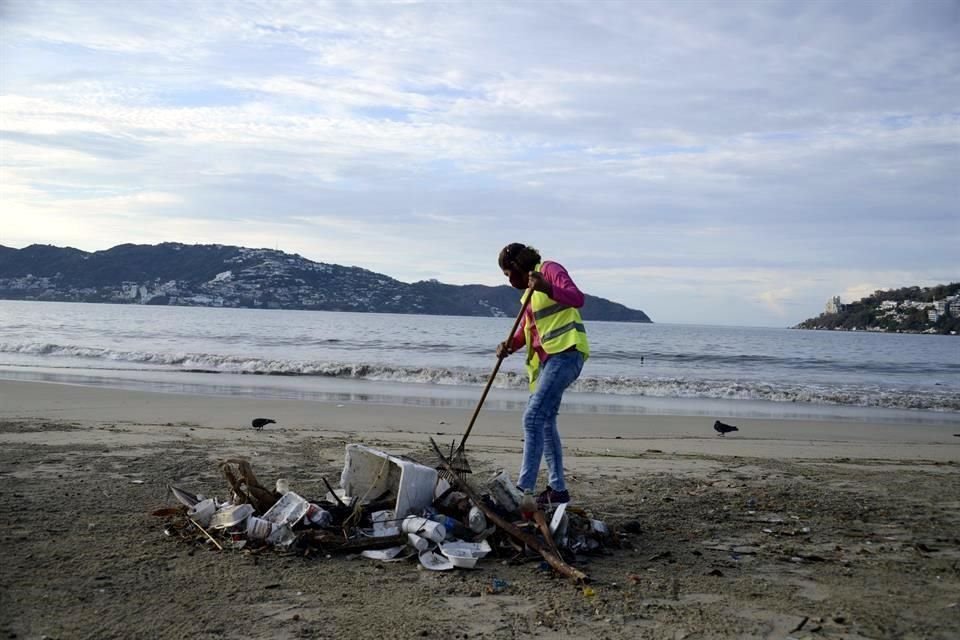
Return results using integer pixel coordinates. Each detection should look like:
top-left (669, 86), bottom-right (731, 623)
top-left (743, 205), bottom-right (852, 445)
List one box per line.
top-left (1, 379), bottom-right (958, 639)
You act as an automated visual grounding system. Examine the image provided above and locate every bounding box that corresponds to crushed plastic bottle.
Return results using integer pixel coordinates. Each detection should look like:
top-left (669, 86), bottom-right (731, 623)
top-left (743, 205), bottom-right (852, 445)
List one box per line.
top-left (429, 514), bottom-right (468, 540)
top-left (266, 524), bottom-right (297, 548)
top-left (306, 503), bottom-right (332, 527)
top-left (468, 506), bottom-right (487, 533)
top-left (488, 471), bottom-right (523, 513)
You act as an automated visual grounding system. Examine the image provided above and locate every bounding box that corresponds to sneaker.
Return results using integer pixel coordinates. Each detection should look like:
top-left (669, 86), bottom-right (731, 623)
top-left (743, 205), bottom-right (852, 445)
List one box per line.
top-left (536, 486), bottom-right (570, 505)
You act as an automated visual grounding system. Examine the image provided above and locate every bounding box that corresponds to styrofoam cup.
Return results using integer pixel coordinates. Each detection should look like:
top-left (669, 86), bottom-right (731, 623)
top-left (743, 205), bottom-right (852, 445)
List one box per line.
top-left (401, 516), bottom-right (446, 544)
top-left (246, 516), bottom-right (273, 540)
top-left (407, 533), bottom-right (431, 552)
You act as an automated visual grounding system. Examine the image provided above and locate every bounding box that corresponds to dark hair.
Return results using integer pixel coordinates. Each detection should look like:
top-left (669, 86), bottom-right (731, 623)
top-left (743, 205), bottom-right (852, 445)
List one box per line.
top-left (498, 243), bottom-right (541, 272)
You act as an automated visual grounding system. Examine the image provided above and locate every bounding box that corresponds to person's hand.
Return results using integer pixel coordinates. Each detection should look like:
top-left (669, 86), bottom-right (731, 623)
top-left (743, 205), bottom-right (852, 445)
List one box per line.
top-left (528, 271), bottom-right (552, 297)
top-left (496, 341), bottom-right (513, 359)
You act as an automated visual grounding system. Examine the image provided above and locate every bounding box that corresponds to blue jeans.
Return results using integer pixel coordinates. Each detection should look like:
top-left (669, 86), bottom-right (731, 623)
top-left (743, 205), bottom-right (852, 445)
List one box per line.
top-left (517, 350), bottom-right (584, 493)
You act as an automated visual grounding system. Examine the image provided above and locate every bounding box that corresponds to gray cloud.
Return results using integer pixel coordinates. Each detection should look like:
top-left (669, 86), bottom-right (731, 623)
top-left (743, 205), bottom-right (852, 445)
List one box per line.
top-left (0, 0), bottom-right (957, 325)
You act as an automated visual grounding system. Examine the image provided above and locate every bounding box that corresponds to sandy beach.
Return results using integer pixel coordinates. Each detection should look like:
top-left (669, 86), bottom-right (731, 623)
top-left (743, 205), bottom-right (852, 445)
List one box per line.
top-left (1, 378), bottom-right (958, 639)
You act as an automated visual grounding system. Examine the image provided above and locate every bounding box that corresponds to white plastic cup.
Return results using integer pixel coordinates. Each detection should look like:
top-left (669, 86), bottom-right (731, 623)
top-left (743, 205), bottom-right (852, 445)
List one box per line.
top-left (246, 516), bottom-right (273, 540)
top-left (407, 533), bottom-right (431, 552)
top-left (187, 498), bottom-right (215, 527)
top-left (401, 516), bottom-right (446, 544)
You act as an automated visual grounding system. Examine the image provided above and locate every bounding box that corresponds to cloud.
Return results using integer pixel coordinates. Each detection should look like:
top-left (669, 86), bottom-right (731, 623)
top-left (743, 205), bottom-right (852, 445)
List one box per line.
top-left (0, 0), bottom-right (957, 326)
top-left (756, 288), bottom-right (796, 317)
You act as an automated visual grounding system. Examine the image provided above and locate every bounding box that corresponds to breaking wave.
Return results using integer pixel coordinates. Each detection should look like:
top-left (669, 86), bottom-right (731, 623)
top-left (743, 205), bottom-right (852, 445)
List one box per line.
top-left (2, 341), bottom-right (958, 412)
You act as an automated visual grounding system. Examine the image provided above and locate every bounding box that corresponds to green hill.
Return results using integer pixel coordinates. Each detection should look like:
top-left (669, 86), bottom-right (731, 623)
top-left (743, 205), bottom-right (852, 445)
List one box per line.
top-left (795, 283), bottom-right (960, 334)
top-left (0, 243), bottom-right (652, 322)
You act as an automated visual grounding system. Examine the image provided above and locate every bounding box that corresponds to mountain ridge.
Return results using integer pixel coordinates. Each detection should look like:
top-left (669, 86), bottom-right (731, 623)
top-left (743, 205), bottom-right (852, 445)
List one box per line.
top-left (0, 243), bottom-right (652, 322)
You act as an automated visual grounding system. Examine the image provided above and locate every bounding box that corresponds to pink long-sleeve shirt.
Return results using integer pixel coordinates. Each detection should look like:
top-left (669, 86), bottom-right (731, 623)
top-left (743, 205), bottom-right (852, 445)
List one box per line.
top-left (508, 260), bottom-right (585, 363)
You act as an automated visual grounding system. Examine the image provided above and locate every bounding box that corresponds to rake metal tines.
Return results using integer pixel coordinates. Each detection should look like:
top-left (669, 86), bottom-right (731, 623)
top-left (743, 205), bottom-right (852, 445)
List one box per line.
top-left (430, 437), bottom-right (472, 484)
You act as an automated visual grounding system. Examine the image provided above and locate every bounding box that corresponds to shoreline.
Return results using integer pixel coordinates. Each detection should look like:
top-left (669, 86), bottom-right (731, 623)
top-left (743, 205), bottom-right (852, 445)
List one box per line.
top-left (2, 379), bottom-right (958, 462)
top-left (3, 367), bottom-right (959, 425)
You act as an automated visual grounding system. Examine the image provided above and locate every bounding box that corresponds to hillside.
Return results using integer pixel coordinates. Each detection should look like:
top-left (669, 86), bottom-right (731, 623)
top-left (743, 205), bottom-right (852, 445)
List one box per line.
top-left (0, 243), bottom-right (652, 322)
top-left (794, 283), bottom-right (960, 334)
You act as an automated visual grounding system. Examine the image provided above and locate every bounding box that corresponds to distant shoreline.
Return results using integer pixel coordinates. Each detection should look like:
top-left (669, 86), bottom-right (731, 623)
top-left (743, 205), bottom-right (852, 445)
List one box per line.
top-left (0, 295), bottom-right (654, 323)
top-left (792, 326), bottom-right (957, 336)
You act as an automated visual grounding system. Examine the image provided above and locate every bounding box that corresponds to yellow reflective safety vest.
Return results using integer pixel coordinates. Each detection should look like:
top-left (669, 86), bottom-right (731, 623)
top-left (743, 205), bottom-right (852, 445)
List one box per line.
top-left (521, 262), bottom-right (590, 390)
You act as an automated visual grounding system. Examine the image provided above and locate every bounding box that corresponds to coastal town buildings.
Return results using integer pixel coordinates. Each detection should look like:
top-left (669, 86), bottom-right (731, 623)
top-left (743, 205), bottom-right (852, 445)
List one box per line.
top-left (815, 293), bottom-right (960, 334)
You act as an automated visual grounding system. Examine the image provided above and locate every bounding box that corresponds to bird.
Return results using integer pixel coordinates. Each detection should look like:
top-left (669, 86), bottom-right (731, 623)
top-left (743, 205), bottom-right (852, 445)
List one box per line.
top-left (252, 418), bottom-right (276, 431)
top-left (714, 420), bottom-right (739, 436)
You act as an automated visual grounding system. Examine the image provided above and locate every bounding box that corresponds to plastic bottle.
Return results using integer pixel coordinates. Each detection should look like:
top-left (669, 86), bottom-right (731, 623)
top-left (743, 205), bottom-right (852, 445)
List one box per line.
top-left (488, 471), bottom-right (523, 513)
top-left (429, 514), bottom-right (468, 540)
top-left (306, 503), bottom-right (332, 527)
top-left (468, 506), bottom-right (487, 533)
top-left (519, 490), bottom-right (536, 520)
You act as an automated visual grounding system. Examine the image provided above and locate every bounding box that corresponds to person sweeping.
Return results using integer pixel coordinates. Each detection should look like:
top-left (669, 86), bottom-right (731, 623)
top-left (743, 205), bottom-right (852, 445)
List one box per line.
top-left (495, 243), bottom-right (589, 505)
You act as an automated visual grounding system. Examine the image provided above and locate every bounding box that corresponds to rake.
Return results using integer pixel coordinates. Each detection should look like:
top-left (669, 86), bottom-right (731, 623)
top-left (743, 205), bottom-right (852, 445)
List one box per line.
top-left (439, 288), bottom-right (533, 482)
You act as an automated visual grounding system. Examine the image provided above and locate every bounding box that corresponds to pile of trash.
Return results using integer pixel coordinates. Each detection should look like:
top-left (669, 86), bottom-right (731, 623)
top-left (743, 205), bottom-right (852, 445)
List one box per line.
top-left (157, 444), bottom-right (613, 581)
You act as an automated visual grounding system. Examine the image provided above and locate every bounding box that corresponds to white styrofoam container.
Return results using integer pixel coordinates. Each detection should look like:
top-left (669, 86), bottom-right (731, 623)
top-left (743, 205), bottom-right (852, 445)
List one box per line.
top-left (339, 444), bottom-right (439, 518)
top-left (261, 491), bottom-right (309, 527)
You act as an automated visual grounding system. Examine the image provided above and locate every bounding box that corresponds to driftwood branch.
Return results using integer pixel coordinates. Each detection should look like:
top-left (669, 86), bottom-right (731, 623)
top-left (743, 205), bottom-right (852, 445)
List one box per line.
top-left (189, 517), bottom-right (223, 551)
top-left (533, 510), bottom-right (560, 557)
top-left (220, 458), bottom-right (278, 513)
top-left (429, 438), bottom-right (589, 584)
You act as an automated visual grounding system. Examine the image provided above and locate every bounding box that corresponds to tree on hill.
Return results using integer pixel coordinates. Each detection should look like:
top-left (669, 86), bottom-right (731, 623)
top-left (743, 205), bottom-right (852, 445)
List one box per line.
top-left (795, 282), bottom-right (959, 334)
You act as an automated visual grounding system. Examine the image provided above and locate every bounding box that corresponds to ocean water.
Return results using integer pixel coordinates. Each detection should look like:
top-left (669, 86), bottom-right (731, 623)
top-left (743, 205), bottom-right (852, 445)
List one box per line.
top-left (1, 300), bottom-right (958, 424)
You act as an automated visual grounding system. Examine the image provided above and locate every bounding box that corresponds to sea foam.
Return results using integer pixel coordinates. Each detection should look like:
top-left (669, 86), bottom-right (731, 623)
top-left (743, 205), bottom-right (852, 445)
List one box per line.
top-left (1, 341), bottom-right (957, 412)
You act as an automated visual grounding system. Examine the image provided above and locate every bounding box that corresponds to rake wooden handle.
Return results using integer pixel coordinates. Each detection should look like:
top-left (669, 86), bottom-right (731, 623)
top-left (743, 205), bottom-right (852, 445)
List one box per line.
top-left (457, 288), bottom-right (533, 449)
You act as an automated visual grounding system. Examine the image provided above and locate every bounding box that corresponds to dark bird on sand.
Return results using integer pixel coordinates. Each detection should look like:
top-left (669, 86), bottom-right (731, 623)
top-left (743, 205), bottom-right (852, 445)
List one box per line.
top-left (714, 420), bottom-right (739, 436)
top-left (252, 418), bottom-right (276, 431)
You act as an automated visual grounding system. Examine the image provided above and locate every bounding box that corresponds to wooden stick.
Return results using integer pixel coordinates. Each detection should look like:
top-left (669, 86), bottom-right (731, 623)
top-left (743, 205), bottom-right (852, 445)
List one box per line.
top-left (429, 438), bottom-right (589, 584)
top-left (533, 510), bottom-right (560, 556)
top-left (189, 517), bottom-right (223, 551)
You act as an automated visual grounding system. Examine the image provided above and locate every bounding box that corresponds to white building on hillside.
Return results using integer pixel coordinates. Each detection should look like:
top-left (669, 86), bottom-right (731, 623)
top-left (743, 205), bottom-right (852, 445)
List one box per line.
top-left (825, 296), bottom-right (843, 314)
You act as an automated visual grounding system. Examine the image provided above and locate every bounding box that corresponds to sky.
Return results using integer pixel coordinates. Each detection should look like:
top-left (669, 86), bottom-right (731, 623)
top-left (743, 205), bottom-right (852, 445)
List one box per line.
top-left (0, 0), bottom-right (957, 326)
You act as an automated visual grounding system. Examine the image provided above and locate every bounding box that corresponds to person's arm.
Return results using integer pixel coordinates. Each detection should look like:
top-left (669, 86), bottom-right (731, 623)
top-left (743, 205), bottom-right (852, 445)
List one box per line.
top-left (535, 261), bottom-right (585, 308)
